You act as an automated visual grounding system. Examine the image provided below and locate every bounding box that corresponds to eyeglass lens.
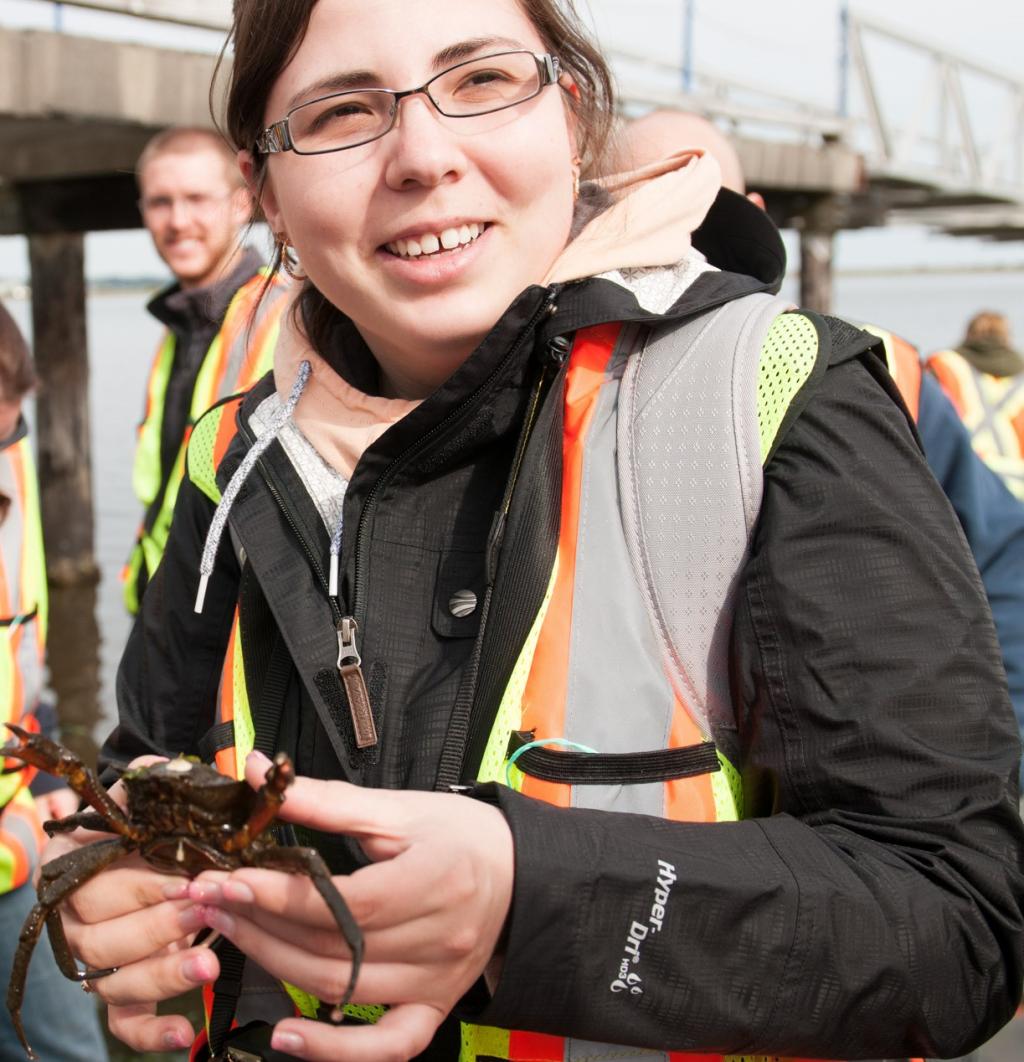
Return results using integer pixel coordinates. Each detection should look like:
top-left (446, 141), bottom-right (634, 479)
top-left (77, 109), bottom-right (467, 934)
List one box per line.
top-left (288, 51), bottom-right (545, 154)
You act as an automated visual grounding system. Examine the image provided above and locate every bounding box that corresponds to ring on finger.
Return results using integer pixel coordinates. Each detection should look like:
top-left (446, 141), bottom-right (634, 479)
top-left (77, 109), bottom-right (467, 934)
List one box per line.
top-left (76, 964), bottom-right (119, 990)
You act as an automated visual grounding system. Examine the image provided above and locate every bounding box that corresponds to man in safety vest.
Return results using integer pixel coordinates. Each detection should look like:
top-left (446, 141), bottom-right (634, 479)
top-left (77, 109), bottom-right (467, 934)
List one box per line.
top-left (928, 311), bottom-right (1024, 501)
top-left (0, 302), bottom-right (109, 1061)
top-left (125, 126), bottom-right (287, 613)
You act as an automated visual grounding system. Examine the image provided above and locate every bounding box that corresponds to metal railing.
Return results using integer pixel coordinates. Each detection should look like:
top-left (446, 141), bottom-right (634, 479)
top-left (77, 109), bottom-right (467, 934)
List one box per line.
top-left (45, 0), bottom-right (230, 31)
top-left (843, 10), bottom-right (1024, 198)
top-left (610, 46), bottom-right (850, 142)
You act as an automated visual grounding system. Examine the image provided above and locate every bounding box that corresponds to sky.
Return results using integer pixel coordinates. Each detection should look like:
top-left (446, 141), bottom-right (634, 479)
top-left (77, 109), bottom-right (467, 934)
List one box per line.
top-left (0, 0), bottom-right (1023, 280)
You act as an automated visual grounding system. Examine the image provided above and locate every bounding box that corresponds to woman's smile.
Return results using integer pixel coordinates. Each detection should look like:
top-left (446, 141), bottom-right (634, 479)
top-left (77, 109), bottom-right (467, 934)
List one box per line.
top-left (376, 220), bottom-right (493, 288)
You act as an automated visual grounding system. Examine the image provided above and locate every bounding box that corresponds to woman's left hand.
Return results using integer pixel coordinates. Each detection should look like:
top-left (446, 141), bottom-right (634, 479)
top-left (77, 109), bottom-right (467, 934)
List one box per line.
top-left (190, 750), bottom-right (514, 1062)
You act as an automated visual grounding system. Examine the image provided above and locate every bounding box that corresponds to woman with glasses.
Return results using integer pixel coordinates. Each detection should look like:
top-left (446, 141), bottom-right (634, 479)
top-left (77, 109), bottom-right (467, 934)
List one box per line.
top-left (42, 1), bottom-right (1023, 1060)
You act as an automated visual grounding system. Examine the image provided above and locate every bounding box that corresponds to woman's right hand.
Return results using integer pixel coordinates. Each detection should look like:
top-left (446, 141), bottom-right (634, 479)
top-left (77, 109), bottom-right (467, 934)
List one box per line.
top-left (42, 766), bottom-right (220, 1054)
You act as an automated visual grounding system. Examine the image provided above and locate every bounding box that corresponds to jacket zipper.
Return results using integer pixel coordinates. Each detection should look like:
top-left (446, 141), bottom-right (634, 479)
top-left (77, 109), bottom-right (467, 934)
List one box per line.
top-left (237, 425), bottom-right (374, 748)
top-left (337, 288), bottom-right (559, 718)
top-left (238, 287), bottom-right (558, 752)
top-left (429, 339), bottom-right (565, 790)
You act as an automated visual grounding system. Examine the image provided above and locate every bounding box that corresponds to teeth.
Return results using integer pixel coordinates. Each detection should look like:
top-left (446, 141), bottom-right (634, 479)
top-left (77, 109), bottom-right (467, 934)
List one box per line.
top-left (385, 223), bottom-right (485, 259)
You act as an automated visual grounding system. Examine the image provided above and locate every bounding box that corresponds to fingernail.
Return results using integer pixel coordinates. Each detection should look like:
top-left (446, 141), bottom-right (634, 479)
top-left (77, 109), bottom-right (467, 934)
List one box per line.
top-left (162, 881), bottom-right (189, 900)
top-left (223, 880), bottom-right (255, 904)
top-left (202, 906), bottom-right (236, 934)
top-left (163, 1031), bottom-right (189, 1050)
top-left (247, 750), bottom-right (272, 768)
top-left (272, 1030), bottom-right (305, 1053)
top-left (182, 954), bottom-right (214, 983)
top-left (178, 906), bottom-right (205, 933)
top-left (188, 881), bottom-right (222, 903)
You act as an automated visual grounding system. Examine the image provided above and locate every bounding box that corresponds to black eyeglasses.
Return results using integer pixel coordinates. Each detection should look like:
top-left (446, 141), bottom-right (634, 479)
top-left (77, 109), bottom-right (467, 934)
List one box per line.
top-left (256, 51), bottom-right (561, 156)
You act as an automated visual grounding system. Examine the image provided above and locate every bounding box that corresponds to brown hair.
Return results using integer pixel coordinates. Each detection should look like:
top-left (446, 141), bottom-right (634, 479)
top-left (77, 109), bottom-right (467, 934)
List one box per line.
top-left (136, 126), bottom-right (244, 189)
top-left (216, 0), bottom-right (616, 357)
top-left (0, 301), bottom-right (36, 403)
top-left (964, 311), bottom-right (1011, 347)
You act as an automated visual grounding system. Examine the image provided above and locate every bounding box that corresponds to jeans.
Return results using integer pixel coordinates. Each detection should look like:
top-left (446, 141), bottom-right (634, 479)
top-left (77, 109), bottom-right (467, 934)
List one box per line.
top-left (0, 882), bottom-right (109, 1062)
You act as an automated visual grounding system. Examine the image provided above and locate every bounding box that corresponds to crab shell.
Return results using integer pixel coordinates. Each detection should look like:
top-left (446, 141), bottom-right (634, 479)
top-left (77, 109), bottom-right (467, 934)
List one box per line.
top-left (121, 757), bottom-right (276, 876)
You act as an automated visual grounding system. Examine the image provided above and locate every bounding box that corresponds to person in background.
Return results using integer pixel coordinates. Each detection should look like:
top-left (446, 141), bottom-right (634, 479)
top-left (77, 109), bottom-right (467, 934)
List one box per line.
top-left (0, 302), bottom-right (109, 1062)
top-left (874, 330), bottom-right (1024, 790)
top-left (610, 109), bottom-right (765, 208)
top-left (621, 109), bottom-right (1024, 789)
top-left (125, 126), bottom-right (287, 613)
top-left (928, 311), bottom-right (1024, 501)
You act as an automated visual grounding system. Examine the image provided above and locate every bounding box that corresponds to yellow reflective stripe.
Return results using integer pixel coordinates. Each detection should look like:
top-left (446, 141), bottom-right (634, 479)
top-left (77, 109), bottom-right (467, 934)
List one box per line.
top-left (0, 788), bottom-right (41, 894)
top-left (283, 983), bottom-right (320, 1019)
top-left (461, 1023), bottom-right (511, 1062)
top-left (475, 558), bottom-right (559, 789)
top-left (121, 544), bottom-right (143, 614)
top-left (191, 331), bottom-right (227, 422)
top-left (187, 406), bottom-right (227, 505)
top-left (711, 750), bottom-right (743, 821)
top-left (0, 769), bottom-right (21, 810)
top-left (133, 332), bottom-right (175, 507)
top-left (755, 313), bottom-right (820, 462)
top-left (231, 621), bottom-right (255, 779)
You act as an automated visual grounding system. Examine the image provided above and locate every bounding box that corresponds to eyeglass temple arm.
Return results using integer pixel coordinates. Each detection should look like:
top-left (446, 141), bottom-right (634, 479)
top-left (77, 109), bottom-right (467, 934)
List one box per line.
top-left (256, 120), bottom-right (294, 156)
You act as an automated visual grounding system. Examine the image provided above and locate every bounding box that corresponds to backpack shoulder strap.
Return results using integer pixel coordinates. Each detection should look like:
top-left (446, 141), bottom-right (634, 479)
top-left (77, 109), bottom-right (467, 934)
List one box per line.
top-left (617, 293), bottom-right (826, 744)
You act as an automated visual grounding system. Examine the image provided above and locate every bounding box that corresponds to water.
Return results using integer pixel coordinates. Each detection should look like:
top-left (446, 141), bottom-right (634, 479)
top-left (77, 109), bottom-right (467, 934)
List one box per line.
top-left (7, 271), bottom-right (1024, 747)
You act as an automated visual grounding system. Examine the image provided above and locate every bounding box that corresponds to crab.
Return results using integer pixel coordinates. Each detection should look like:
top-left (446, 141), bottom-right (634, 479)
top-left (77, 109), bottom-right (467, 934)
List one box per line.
top-left (0, 723), bottom-right (363, 1061)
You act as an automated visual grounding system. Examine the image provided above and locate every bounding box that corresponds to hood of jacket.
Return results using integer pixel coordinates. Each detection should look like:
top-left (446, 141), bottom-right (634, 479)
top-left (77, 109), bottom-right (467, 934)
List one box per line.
top-left (956, 337), bottom-right (1024, 378)
top-left (266, 151), bottom-right (784, 480)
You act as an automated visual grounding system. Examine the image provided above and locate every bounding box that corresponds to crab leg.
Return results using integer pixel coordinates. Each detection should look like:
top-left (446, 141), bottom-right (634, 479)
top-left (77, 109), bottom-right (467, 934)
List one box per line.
top-left (245, 845), bottom-right (364, 1022)
top-left (43, 810), bottom-right (111, 837)
top-left (8, 839), bottom-right (128, 1060)
top-left (0, 725), bottom-right (140, 840)
top-left (221, 751), bottom-right (294, 853)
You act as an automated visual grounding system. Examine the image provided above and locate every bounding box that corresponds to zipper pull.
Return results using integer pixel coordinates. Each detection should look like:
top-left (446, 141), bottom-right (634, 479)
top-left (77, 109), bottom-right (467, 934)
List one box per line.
top-left (336, 617), bottom-right (378, 749)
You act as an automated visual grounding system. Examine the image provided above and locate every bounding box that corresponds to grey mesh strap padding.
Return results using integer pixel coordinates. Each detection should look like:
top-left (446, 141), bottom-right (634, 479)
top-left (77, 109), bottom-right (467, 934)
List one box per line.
top-left (617, 293), bottom-right (794, 742)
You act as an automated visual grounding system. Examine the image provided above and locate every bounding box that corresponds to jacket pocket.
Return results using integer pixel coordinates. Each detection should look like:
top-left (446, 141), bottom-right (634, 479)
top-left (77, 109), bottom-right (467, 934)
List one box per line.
top-left (431, 550), bottom-right (486, 639)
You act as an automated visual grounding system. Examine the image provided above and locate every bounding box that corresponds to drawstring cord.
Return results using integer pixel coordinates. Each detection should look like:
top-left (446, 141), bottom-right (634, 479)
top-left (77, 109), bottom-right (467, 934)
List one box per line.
top-left (194, 360), bottom-right (313, 613)
top-left (329, 511), bottom-right (344, 598)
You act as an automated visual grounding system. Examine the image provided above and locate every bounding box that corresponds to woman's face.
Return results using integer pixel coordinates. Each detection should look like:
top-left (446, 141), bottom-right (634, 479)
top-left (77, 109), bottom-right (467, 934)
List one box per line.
top-left (254, 0), bottom-right (578, 395)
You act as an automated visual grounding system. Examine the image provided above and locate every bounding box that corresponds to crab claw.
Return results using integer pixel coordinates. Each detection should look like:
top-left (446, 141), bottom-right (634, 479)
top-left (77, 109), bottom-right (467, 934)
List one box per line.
top-left (1, 723), bottom-right (85, 781)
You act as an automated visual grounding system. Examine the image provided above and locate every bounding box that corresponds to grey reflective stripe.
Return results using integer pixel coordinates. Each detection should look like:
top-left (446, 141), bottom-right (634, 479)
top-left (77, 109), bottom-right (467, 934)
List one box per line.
top-left (618, 293), bottom-right (791, 742)
top-left (567, 1040), bottom-right (669, 1061)
top-left (974, 371), bottom-right (1024, 458)
top-left (564, 326), bottom-right (677, 817)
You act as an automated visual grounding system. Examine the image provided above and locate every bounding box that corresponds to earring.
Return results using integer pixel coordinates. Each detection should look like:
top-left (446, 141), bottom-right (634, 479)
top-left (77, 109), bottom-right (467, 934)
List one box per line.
top-left (572, 156), bottom-right (582, 202)
top-left (277, 235), bottom-right (307, 280)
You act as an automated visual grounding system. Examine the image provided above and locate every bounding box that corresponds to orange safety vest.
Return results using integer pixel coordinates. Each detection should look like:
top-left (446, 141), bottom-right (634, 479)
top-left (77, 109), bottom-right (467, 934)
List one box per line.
top-left (927, 348), bottom-right (1024, 499)
top-left (123, 272), bottom-right (291, 612)
top-left (861, 326), bottom-right (922, 422)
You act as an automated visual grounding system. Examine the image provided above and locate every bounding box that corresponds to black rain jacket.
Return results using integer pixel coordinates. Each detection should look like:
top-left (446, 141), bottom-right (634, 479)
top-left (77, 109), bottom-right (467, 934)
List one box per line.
top-left (104, 191), bottom-right (1024, 1060)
